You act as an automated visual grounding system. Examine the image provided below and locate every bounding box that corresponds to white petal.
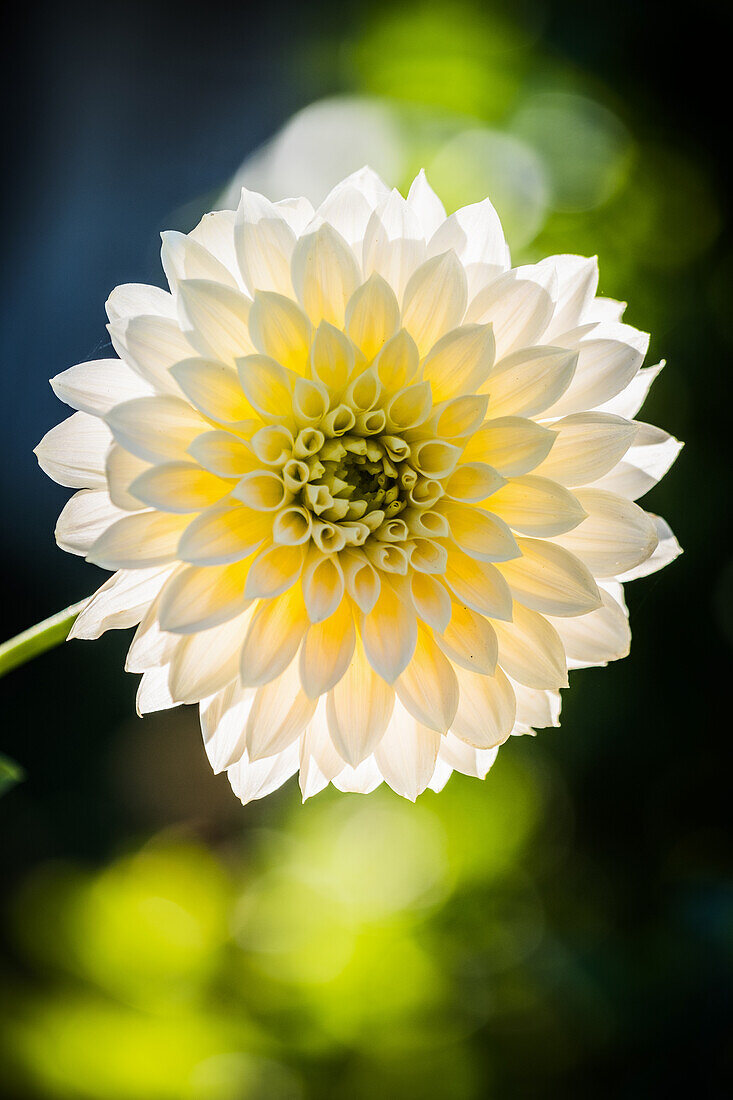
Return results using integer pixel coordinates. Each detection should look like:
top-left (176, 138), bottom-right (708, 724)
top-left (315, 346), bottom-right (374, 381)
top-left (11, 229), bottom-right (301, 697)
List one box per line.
top-left (481, 346), bottom-right (577, 418)
top-left (170, 358), bottom-right (254, 425)
top-left (69, 565), bottom-right (172, 639)
top-left (439, 733), bottom-right (499, 779)
top-left (544, 322), bottom-right (649, 417)
top-left (161, 230), bottom-right (238, 289)
top-left (401, 251), bottom-right (468, 354)
top-left (248, 291), bottom-right (312, 373)
top-left (395, 625), bottom-right (459, 733)
top-left (539, 255), bottom-right (599, 340)
top-left (406, 170), bottom-right (447, 239)
top-left (108, 314), bottom-right (195, 394)
top-left (130, 462), bottom-right (232, 513)
top-left (422, 324), bottom-right (495, 403)
top-left (87, 510), bottom-right (191, 569)
top-left (136, 667), bottom-right (177, 715)
top-left (374, 699), bottom-right (441, 801)
top-left (466, 264), bottom-right (556, 357)
top-left (240, 584), bottom-right (309, 687)
top-left (189, 208), bottom-right (239, 276)
top-left (51, 359), bottom-right (154, 415)
top-left (360, 582), bottom-right (417, 683)
top-left (167, 606), bottom-right (254, 703)
top-left (549, 589), bottom-right (630, 668)
top-left (292, 224), bottom-right (361, 327)
top-left (462, 417), bottom-right (556, 477)
top-left (493, 603), bottom-right (568, 689)
top-left (362, 189), bottom-right (426, 300)
top-left (497, 537), bottom-right (601, 616)
top-left (534, 413), bottom-right (637, 486)
top-left (451, 664), bottom-right (516, 749)
top-left (591, 422), bottom-right (682, 500)
top-left (178, 502), bottom-right (269, 565)
top-left (55, 489), bottom-right (129, 556)
top-left (200, 682), bottom-right (254, 773)
top-left (428, 197), bottom-right (507, 278)
top-left (487, 476), bottom-right (587, 537)
top-left (227, 743), bottom-right (300, 805)
top-left (234, 187), bottom-right (297, 295)
top-left (247, 660), bottom-right (316, 760)
top-left (444, 549), bottom-right (513, 620)
top-left (443, 502), bottom-right (520, 561)
top-left (106, 395), bottom-right (207, 464)
top-left (157, 562), bottom-right (250, 633)
top-left (327, 636), bottom-right (395, 767)
top-left (106, 283), bottom-right (176, 322)
top-left (552, 489), bottom-right (659, 577)
top-left (617, 513), bottom-right (681, 581)
top-left (176, 279), bottom-right (254, 364)
top-left (35, 412), bottom-right (111, 489)
top-left (596, 361), bottom-right (664, 418)
top-left (300, 598), bottom-right (355, 697)
top-left (331, 756), bottom-right (384, 794)
top-left (436, 602), bottom-right (498, 674)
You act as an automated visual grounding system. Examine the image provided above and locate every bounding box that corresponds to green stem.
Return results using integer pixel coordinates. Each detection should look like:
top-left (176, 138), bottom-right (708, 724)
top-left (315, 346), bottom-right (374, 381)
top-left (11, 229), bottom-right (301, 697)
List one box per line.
top-left (0, 600), bottom-right (88, 679)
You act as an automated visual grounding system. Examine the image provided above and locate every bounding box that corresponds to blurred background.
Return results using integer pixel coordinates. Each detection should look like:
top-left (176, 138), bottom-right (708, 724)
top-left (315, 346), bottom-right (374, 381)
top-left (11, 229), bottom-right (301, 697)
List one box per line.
top-left (1, 0), bottom-right (731, 1096)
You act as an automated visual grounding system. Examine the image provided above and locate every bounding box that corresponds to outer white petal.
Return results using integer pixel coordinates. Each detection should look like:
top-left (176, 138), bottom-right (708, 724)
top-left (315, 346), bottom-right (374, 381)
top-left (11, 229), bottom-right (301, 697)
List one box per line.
top-left (200, 682), bottom-right (255, 773)
top-left (105, 396), bottom-right (207, 464)
top-left (240, 585), bottom-right (309, 687)
top-left (35, 412), bottom-right (112, 489)
top-left (176, 279), bottom-right (255, 364)
top-left (549, 589), bottom-right (630, 668)
top-left (157, 562), bottom-right (250, 633)
top-left (331, 756), bottom-right (384, 795)
top-left (401, 251), bottom-right (468, 354)
top-left (543, 322), bottom-right (649, 417)
top-left (136, 667), bottom-right (177, 715)
top-left (591, 422), bottom-right (682, 500)
top-left (552, 489), bottom-right (659, 577)
top-left (234, 187), bottom-right (297, 296)
top-left (428, 197), bottom-right (507, 283)
top-left (292, 223), bottom-right (361, 327)
top-left (246, 660), bottom-right (317, 761)
top-left (493, 603), bottom-right (568, 690)
top-left (161, 230), bottom-right (238, 290)
top-left (362, 189), bottom-right (426, 300)
top-left (69, 565), bottom-right (173, 639)
top-left (87, 510), bottom-right (191, 569)
top-left (327, 636), bottom-right (395, 767)
top-left (374, 699), bottom-right (441, 801)
top-left (617, 514), bottom-right (681, 580)
top-left (596, 361), bottom-right (664, 418)
top-left (227, 743), bottom-right (301, 805)
top-left (51, 359), bottom-right (154, 415)
top-left (438, 732), bottom-right (499, 779)
top-left (108, 314), bottom-right (195, 395)
top-left (534, 413), bottom-right (637, 487)
top-left (538, 255), bottom-right (599, 341)
top-left (360, 583), bottom-right (417, 682)
top-left (189, 208), bottom-right (240, 277)
top-left (497, 537), bottom-right (601, 616)
top-left (406, 170), bottom-right (447, 240)
top-left (466, 264), bottom-right (556, 356)
top-left (105, 283), bottom-right (176, 322)
top-left (167, 606), bottom-right (254, 703)
top-left (395, 625), bottom-right (459, 733)
top-left (451, 664), bottom-right (516, 749)
top-left (55, 489), bottom-right (129, 556)
top-left (299, 697), bottom-right (344, 800)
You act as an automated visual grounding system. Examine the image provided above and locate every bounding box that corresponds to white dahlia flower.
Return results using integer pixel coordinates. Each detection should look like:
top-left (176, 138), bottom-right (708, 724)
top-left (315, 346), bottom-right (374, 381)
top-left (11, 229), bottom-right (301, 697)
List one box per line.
top-left (36, 168), bottom-right (681, 803)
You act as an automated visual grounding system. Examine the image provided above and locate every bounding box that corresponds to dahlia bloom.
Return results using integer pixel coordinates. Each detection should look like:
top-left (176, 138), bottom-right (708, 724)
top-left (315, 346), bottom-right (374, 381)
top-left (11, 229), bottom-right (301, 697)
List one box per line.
top-left (36, 168), bottom-right (681, 802)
